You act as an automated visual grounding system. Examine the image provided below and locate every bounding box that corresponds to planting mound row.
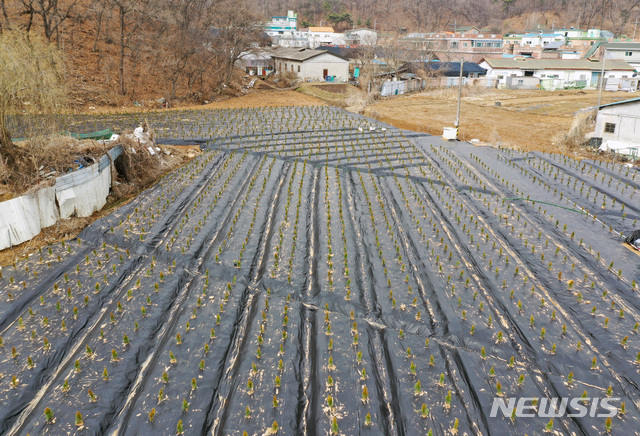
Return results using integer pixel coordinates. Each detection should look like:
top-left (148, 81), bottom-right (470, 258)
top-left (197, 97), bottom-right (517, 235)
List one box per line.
top-left (1, 106), bottom-right (639, 435)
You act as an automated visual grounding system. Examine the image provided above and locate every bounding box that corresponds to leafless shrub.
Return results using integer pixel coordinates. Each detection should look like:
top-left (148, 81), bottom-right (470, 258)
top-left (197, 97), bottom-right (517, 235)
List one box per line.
top-left (274, 71), bottom-right (299, 88)
top-left (554, 109), bottom-right (596, 149)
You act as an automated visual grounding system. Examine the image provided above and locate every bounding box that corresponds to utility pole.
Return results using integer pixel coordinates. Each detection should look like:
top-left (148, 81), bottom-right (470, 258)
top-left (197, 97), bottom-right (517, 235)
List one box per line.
top-left (633, 17), bottom-right (639, 41)
top-left (598, 47), bottom-right (606, 108)
top-left (454, 57), bottom-right (464, 137)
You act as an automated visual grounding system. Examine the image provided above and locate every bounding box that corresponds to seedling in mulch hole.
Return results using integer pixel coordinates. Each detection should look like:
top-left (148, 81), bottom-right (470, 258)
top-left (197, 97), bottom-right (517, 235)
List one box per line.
top-left (62, 379), bottom-right (69, 393)
top-left (88, 388), bottom-right (97, 402)
top-left (181, 398), bottom-right (190, 412)
top-left (364, 411), bottom-right (373, 426)
top-left (331, 417), bottom-right (339, 435)
top-left (177, 419), bottom-right (184, 434)
top-left (75, 411), bottom-right (83, 427)
top-left (606, 385), bottom-right (613, 397)
top-left (496, 381), bottom-right (504, 396)
top-left (44, 407), bottom-right (54, 423)
top-left (149, 408), bottom-right (156, 423)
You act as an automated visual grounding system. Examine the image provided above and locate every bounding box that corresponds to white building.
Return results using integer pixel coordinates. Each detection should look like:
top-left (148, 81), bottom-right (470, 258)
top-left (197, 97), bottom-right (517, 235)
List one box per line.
top-left (306, 27), bottom-right (345, 48)
top-left (346, 28), bottom-right (378, 46)
top-left (479, 58), bottom-right (636, 88)
top-left (603, 42), bottom-right (640, 72)
top-left (519, 32), bottom-right (565, 48)
top-left (272, 48), bottom-right (350, 81)
top-left (592, 97), bottom-right (640, 157)
top-left (265, 10), bottom-right (297, 38)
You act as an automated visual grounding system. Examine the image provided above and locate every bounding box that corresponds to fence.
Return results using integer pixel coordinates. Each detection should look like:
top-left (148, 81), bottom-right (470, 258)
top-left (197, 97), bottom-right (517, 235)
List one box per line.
top-left (380, 78), bottom-right (426, 97)
top-left (424, 77), bottom-right (498, 89)
top-left (0, 145), bottom-right (123, 250)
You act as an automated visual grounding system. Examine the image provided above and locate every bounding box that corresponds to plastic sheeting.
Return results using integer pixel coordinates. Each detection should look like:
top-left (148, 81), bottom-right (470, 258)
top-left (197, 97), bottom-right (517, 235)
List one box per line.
top-left (0, 146), bottom-right (123, 250)
top-left (56, 160), bottom-right (111, 219)
top-left (0, 187), bottom-right (57, 250)
top-left (599, 140), bottom-right (640, 157)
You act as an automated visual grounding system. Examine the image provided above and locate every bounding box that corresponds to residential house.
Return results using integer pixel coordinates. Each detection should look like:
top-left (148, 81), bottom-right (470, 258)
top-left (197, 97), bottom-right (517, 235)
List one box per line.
top-left (479, 58), bottom-right (636, 89)
top-left (272, 48), bottom-right (350, 81)
top-left (591, 97), bottom-right (640, 156)
top-left (503, 28), bottom-right (612, 59)
top-left (409, 61), bottom-right (487, 78)
top-left (502, 32), bottom-right (566, 58)
top-left (400, 28), bottom-right (503, 63)
top-left (601, 42), bottom-right (640, 72)
top-left (345, 28), bottom-right (378, 46)
top-left (306, 27), bottom-right (346, 48)
top-left (265, 10), bottom-right (297, 36)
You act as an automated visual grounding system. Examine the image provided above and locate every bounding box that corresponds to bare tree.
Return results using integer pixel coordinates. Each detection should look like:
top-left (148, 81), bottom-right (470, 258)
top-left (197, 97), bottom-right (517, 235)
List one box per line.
top-left (19, 0), bottom-right (77, 42)
top-left (211, 1), bottom-right (263, 87)
top-left (0, 0), bottom-right (10, 32)
top-left (104, 0), bottom-right (142, 95)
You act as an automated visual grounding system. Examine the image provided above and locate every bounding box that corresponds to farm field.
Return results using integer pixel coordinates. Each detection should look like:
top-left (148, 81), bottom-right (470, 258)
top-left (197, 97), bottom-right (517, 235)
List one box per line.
top-left (1, 105), bottom-right (640, 435)
top-left (363, 88), bottom-right (640, 152)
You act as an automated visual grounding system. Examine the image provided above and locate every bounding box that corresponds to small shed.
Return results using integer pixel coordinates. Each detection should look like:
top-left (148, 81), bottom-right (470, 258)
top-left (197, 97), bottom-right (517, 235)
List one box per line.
top-left (272, 48), bottom-right (350, 81)
top-left (592, 97), bottom-right (640, 157)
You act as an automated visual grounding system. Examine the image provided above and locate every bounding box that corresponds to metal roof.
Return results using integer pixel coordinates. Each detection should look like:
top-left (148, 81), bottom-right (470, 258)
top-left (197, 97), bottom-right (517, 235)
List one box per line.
top-left (481, 58), bottom-right (635, 71)
top-left (272, 48), bottom-right (349, 62)
top-left (308, 27), bottom-right (334, 33)
top-left (596, 97), bottom-right (640, 109)
top-left (605, 42), bottom-right (640, 50)
top-left (416, 61), bottom-right (487, 76)
top-left (542, 40), bottom-right (564, 50)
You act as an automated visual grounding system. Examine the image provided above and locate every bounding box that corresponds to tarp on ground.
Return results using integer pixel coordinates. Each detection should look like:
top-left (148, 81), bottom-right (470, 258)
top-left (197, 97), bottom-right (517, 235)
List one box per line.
top-left (12, 129), bottom-right (114, 142)
top-left (625, 229), bottom-right (640, 250)
top-left (599, 140), bottom-right (640, 157)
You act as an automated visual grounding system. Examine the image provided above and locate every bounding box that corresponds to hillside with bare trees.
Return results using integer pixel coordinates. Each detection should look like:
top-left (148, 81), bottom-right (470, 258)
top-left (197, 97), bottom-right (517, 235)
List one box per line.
top-left (0, 0), bottom-right (265, 107)
top-left (1, 0), bottom-right (638, 107)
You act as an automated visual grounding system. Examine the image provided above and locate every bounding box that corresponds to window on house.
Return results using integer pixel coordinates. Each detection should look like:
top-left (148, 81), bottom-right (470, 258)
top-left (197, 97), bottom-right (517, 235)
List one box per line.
top-left (297, 65), bottom-right (300, 72)
top-left (495, 42), bottom-right (502, 47)
top-left (497, 75), bottom-right (504, 80)
top-left (451, 41), bottom-right (458, 48)
top-left (625, 51), bottom-right (633, 56)
top-left (524, 71), bottom-right (534, 77)
top-left (463, 43), bottom-right (468, 47)
top-left (605, 122), bottom-right (616, 133)
top-left (486, 42), bottom-right (492, 47)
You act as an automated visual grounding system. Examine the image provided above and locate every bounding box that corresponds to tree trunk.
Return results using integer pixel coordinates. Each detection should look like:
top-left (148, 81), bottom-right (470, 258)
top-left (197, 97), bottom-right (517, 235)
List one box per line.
top-left (118, 5), bottom-right (126, 95)
top-left (0, 118), bottom-right (17, 170)
top-left (93, 7), bottom-right (103, 52)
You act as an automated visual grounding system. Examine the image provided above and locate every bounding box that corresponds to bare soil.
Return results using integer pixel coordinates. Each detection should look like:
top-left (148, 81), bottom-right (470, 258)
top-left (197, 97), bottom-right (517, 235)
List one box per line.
top-left (362, 88), bottom-right (640, 153)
